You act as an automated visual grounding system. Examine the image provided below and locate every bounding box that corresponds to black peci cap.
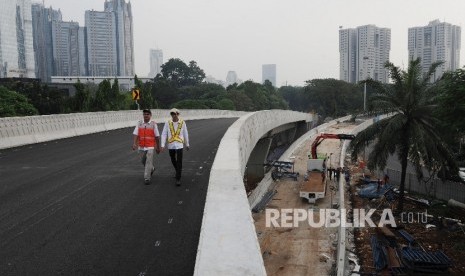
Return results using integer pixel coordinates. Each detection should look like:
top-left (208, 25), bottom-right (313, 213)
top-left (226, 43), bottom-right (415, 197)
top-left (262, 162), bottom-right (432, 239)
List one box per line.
top-left (142, 109), bottom-right (151, 114)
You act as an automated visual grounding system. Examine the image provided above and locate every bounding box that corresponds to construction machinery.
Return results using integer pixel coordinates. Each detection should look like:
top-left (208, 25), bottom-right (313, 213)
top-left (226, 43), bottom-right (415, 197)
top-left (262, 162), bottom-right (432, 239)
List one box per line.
top-left (300, 159), bottom-right (327, 203)
top-left (310, 133), bottom-right (356, 159)
top-left (299, 133), bottom-right (355, 204)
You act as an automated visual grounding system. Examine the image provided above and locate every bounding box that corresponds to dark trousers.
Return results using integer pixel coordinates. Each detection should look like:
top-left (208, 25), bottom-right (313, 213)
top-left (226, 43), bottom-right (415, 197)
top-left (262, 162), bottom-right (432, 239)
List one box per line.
top-left (169, 149), bottom-right (183, 180)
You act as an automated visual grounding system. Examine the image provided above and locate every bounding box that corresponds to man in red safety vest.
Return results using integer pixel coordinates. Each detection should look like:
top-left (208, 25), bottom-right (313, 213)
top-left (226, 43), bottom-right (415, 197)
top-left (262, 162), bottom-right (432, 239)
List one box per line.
top-left (132, 109), bottom-right (161, 185)
top-left (160, 108), bottom-right (190, 186)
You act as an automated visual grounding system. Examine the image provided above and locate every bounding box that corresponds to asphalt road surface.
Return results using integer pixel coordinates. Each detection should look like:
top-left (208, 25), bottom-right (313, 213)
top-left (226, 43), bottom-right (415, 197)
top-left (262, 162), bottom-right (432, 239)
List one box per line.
top-left (0, 118), bottom-right (237, 275)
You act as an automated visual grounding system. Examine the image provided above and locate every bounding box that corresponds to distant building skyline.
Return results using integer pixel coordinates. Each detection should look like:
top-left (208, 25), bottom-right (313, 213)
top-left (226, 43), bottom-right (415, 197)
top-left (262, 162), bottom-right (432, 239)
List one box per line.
top-left (52, 21), bottom-right (81, 76)
top-left (408, 19), bottom-right (461, 81)
top-left (339, 25), bottom-right (391, 84)
top-left (262, 64), bottom-right (276, 86)
top-left (85, 10), bottom-right (118, 76)
top-left (32, 4), bottom-right (62, 81)
top-left (104, 0), bottom-right (135, 76)
top-left (226, 71), bottom-right (238, 86)
top-left (148, 49), bottom-right (163, 78)
top-left (0, 0), bottom-right (35, 78)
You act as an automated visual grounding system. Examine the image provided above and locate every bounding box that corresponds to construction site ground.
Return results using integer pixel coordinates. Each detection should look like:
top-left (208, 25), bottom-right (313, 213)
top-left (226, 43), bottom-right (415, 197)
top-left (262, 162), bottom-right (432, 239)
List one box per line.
top-left (348, 166), bottom-right (465, 275)
top-left (253, 122), bottom-right (357, 276)
top-left (254, 119), bottom-right (465, 275)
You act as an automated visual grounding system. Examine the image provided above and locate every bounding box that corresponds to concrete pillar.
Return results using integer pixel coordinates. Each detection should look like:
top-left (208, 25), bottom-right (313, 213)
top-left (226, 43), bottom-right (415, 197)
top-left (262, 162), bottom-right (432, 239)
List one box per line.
top-left (246, 137), bottom-right (273, 185)
top-left (295, 121), bottom-right (309, 138)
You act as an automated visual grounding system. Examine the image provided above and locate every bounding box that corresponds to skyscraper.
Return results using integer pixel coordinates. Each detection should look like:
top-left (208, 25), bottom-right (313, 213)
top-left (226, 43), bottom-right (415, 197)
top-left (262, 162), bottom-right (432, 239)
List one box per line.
top-left (85, 10), bottom-right (118, 76)
top-left (78, 27), bottom-right (88, 76)
top-left (52, 21), bottom-right (81, 76)
top-left (0, 0), bottom-right (35, 78)
top-left (104, 0), bottom-right (135, 76)
top-left (226, 71), bottom-right (238, 86)
top-left (31, 4), bottom-right (62, 81)
top-left (148, 49), bottom-right (163, 78)
top-left (408, 20), bottom-right (461, 80)
top-left (339, 25), bottom-right (391, 84)
top-left (262, 64), bottom-right (276, 86)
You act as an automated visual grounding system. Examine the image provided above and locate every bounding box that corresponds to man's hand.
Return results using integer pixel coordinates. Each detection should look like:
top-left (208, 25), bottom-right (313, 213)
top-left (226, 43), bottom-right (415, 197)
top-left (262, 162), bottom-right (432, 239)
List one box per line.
top-left (132, 144), bottom-right (137, 151)
top-left (156, 148), bottom-right (160, 154)
top-left (186, 146), bottom-right (190, 151)
top-left (160, 147), bottom-right (165, 153)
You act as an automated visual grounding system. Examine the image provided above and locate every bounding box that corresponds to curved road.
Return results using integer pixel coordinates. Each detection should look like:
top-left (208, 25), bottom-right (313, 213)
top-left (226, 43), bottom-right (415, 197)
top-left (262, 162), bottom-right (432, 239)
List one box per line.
top-left (0, 118), bottom-right (237, 275)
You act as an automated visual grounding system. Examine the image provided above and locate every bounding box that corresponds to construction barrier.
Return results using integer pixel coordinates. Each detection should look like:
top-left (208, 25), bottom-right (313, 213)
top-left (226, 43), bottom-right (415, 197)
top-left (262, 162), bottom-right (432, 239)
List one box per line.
top-left (0, 109), bottom-right (248, 150)
top-left (194, 110), bottom-right (313, 276)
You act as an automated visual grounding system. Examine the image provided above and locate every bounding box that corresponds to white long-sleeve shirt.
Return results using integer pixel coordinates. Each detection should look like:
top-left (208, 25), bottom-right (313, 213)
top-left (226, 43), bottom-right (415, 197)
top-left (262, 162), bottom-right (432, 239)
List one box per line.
top-left (161, 120), bottom-right (189, 149)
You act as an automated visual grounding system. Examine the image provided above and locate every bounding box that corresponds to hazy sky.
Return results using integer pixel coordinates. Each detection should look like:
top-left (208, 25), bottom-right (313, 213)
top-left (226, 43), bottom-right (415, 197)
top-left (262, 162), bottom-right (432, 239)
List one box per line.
top-left (40, 0), bottom-right (465, 86)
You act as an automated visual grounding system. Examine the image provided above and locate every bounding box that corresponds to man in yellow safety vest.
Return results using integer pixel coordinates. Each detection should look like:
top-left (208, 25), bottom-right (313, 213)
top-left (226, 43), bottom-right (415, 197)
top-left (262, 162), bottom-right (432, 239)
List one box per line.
top-left (160, 108), bottom-right (190, 186)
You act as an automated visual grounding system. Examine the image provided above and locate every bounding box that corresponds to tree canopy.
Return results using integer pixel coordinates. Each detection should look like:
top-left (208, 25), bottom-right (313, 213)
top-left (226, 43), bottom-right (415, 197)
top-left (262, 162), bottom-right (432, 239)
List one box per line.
top-left (161, 58), bottom-right (206, 87)
top-left (0, 86), bottom-right (38, 117)
top-left (349, 58), bottom-right (457, 212)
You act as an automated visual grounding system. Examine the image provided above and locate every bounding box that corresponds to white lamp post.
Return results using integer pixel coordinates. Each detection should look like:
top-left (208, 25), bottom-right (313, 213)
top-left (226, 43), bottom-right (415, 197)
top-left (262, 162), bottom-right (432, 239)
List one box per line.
top-left (363, 56), bottom-right (369, 112)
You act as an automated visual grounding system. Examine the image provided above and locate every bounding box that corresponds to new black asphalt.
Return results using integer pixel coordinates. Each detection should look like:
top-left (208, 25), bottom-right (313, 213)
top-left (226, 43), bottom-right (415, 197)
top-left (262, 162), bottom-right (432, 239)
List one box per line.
top-left (0, 117), bottom-right (237, 275)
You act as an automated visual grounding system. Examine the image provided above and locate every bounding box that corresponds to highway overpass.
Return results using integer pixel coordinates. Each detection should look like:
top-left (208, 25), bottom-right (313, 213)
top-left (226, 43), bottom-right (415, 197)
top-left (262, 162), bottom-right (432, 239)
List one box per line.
top-left (0, 109), bottom-right (312, 275)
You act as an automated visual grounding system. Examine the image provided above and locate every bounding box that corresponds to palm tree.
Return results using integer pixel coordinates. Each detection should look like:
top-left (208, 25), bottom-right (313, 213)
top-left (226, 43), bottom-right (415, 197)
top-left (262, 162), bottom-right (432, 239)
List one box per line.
top-left (349, 58), bottom-right (456, 212)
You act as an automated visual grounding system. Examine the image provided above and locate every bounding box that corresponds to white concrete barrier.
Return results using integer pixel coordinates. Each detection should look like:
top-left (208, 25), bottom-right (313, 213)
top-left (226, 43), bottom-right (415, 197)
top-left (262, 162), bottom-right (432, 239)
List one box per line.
top-left (336, 114), bottom-right (391, 276)
top-left (0, 109), bottom-right (248, 150)
top-left (194, 110), bottom-right (312, 276)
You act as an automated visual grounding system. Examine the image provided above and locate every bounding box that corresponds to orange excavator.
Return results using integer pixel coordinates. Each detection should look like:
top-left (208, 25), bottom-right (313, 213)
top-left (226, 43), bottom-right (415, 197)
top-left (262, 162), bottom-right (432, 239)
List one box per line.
top-left (311, 133), bottom-right (355, 159)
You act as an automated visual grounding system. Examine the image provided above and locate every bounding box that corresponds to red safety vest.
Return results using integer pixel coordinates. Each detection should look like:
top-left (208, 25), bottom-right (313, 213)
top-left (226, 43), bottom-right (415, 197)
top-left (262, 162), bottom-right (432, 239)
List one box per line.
top-left (138, 121), bottom-right (157, 147)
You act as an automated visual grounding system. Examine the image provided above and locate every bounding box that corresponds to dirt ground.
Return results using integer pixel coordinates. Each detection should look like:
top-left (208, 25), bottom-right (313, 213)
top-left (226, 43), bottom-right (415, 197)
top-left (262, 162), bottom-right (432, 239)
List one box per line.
top-left (253, 122), bottom-right (357, 276)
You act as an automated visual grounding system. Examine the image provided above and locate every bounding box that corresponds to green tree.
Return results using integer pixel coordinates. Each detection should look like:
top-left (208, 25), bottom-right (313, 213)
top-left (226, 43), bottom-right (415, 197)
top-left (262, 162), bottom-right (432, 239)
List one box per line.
top-left (73, 80), bottom-right (91, 112)
top-left (186, 60), bottom-right (206, 86)
top-left (161, 58), bottom-right (190, 87)
top-left (217, 98), bottom-right (235, 110)
top-left (174, 99), bottom-right (209, 109)
top-left (92, 79), bottom-right (112, 111)
top-left (304, 78), bottom-right (362, 118)
top-left (135, 75), bottom-right (154, 109)
top-left (161, 58), bottom-right (205, 87)
top-left (436, 68), bottom-right (465, 165)
top-left (436, 69), bottom-right (465, 135)
top-left (150, 76), bottom-right (178, 108)
top-left (0, 86), bottom-right (38, 117)
top-left (279, 86), bottom-right (307, 111)
top-left (109, 78), bottom-right (121, 110)
top-left (226, 89), bottom-right (255, 111)
top-left (239, 81), bottom-right (268, 110)
top-left (349, 59), bottom-right (457, 212)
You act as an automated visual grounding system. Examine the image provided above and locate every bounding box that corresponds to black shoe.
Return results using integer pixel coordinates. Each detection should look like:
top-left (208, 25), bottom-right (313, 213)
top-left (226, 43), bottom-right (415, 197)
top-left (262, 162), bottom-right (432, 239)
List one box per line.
top-left (175, 180), bottom-right (181, 186)
top-left (145, 179), bottom-right (151, 185)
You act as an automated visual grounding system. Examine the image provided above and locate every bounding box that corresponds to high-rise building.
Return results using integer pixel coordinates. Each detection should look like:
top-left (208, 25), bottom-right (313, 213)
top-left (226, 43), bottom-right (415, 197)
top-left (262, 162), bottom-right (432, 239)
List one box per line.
top-left (0, 0), bottom-right (35, 78)
top-left (408, 20), bottom-right (461, 81)
top-left (31, 4), bottom-right (62, 81)
top-left (262, 64), bottom-right (276, 86)
top-left (85, 10), bottom-right (118, 76)
top-left (148, 49), bottom-right (163, 78)
top-left (104, 0), bottom-right (134, 76)
top-left (226, 71), bottom-right (238, 86)
top-left (339, 25), bottom-right (391, 83)
top-left (78, 27), bottom-right (88, 76)
top-left (52, 21), bottom-right (81, 76)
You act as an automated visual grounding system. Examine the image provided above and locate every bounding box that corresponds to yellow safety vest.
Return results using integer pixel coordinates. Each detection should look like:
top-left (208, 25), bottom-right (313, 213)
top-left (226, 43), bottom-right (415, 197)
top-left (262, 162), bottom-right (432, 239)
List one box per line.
top-left (168, 120), bottom-right (184, 143)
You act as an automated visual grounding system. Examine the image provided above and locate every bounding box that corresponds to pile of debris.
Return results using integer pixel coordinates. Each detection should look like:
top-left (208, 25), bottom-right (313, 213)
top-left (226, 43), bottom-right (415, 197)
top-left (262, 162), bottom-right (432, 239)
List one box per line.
top-left (371, 227), bottom-right (453, 274)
